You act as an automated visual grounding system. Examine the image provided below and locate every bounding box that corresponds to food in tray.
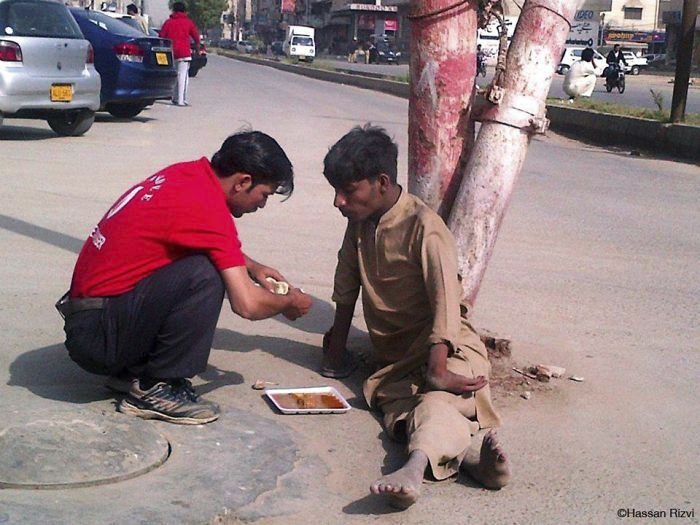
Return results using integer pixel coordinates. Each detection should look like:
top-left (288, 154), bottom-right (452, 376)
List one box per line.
top-left (270, 392), bottom-right (346, 410)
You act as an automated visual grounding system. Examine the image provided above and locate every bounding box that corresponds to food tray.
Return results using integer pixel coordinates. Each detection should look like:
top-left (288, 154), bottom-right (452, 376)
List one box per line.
top-left (264, 386), bottom-right (351, 415)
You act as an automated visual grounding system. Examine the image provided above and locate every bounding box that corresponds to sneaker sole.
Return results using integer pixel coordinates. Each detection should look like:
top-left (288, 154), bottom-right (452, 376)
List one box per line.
top-left (118, 398), bottom-right (219, 425)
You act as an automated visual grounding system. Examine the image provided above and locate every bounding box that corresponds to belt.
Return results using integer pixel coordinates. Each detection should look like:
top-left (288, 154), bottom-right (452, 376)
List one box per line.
top-left (55, 292), bottom-right (107, 319)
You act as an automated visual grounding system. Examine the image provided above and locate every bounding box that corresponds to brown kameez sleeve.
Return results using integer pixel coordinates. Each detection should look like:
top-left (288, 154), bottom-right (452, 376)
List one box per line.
top-left (332, 222), bottom-right (361, 305)
top-left (419, 216), bottom-right (462, 353)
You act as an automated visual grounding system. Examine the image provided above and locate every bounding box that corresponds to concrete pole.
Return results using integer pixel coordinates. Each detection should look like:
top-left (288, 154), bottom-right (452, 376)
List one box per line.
top-left (447, 0), bottom-right (584, 307)
top-left (670, 0), bottom-right (698, 123)
top-left (407, 0), bottom-right (478, 220)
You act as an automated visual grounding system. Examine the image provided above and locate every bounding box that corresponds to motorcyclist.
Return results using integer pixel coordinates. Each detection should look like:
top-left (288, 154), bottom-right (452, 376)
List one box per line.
top-left (606, 44), bottom-right (628, 68)
top-left (605, 44), bottom-right (627, 87)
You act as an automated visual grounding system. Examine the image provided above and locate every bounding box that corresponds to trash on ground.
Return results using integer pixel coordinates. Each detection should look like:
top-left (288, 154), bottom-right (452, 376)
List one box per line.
top-left (569, 376), bottom-right (585, 382)
top-left (252, 379), bottom-right (279, 390)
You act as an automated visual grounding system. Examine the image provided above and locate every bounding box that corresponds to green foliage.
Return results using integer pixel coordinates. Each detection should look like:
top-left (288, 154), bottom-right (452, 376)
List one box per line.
top-left (168, 0), bottom-right (227, 30)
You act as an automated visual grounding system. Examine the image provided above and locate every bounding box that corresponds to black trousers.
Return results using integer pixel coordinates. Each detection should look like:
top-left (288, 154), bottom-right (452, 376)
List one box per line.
top-left (63, 255), bottom-right (225, 379)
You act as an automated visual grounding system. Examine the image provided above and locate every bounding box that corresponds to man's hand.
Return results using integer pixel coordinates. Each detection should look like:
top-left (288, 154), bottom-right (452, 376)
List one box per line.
top-left (282, 287), bottom-right (312, 320)
top-left (426, 370), bottom-right (488, 395)
top-left (426, 342), bottom-right (488, 395)
top-left (320, 328), bottom-right (356, 378)
top-left (246, 256), bottom-right (286, 293)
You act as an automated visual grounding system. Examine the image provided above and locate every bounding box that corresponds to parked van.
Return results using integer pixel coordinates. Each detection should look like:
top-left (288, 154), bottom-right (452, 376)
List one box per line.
top-left (283, 25), bottom-right (315, 63)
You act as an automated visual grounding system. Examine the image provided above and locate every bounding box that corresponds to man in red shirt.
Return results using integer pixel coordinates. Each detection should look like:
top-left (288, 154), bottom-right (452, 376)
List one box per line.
top-left (159, 2), bottom-right (199, 106)
top-left (58, 130), bottom-right (312, 425)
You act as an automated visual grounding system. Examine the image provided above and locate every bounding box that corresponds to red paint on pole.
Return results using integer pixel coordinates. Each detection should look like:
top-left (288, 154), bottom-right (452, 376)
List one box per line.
top-left (408, 0), bottom-right (478, 220)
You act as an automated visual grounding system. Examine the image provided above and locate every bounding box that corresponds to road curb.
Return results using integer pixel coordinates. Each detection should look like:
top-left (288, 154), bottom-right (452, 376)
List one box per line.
top-left (219, 52), bottom-right (698, 163)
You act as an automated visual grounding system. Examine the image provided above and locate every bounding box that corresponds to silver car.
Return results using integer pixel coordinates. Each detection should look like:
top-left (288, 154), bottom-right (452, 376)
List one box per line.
top-left (0, 0), bottom-right (101, 135)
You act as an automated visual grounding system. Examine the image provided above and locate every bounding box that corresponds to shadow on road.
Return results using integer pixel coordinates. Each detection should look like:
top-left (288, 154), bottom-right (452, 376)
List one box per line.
top-left (0, 125), bottom-right (57, 141)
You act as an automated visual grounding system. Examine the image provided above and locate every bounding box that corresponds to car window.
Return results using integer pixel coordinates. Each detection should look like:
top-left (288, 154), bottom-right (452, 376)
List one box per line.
top-left (0, 0), bottom-right (83, 38)
top-left (80, 10), bottom-right (144, 37)
top-left (291, 36), bottom-right (312, 46)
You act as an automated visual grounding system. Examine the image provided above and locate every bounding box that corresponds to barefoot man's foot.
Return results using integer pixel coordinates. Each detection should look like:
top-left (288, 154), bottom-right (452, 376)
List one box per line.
top-left (461, 430), bottom-right (512, 489)
top-left (370, 450), bottom-right (428, 509)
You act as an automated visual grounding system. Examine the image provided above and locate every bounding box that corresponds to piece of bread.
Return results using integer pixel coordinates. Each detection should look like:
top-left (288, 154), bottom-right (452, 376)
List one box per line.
top-left (265, 277), bottom-right (289, 295)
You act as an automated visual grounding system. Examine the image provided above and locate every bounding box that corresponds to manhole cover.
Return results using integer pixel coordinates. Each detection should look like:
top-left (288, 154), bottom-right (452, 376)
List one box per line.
top-left (0, 410), bottom-right (169, 489)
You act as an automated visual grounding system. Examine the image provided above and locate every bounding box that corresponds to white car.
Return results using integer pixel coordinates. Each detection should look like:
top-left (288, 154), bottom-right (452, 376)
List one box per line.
top-left (557, 47), bottom-right (607, 77)
top-left (621, 51), bottom-right (647, 75)
top-left (236, 40), bottom-right (255, 53)
top-left (0, 0), bottom-right (101, 135)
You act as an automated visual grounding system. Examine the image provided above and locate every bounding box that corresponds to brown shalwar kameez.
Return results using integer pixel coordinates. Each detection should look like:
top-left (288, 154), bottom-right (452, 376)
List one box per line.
top-left (332, 190), bottom-right (501, 480)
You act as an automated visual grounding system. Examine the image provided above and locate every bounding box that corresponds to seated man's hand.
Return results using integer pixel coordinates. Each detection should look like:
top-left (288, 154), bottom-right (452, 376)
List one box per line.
top-left (426, 370), bottom-right (488, 395)
top-left (282, 288), bottom-right (312, 320)
top-left (320, 329), bottom-right (356, 379)
top-left (426, 342), bottom-right (488, 395)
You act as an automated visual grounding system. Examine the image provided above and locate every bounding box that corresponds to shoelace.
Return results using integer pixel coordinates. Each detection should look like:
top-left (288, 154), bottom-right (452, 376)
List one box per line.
top-left (169, 379), bottom-right (198, 402)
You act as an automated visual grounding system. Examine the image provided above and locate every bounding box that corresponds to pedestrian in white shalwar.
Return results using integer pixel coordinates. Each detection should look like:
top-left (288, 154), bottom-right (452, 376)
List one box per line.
top-left (563, 47), bottom-right (597, 100)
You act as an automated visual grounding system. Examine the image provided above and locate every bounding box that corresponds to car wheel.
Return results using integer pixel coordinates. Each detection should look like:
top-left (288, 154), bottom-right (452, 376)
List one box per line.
top-left (630, 65), bottom-right (639, 75)
top-left (47, 109), bottom-right (95, 136)
top-left (106, 103), bottom-right (146, 119)
top-left (559, 64), bottom-right (570, 75)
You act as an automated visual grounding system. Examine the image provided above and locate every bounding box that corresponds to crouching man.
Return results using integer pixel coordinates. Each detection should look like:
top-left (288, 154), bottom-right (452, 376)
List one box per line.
top-left (58, 130), bottom-right (312, 425)
top-left (321, 125), bottom-right (511, 508)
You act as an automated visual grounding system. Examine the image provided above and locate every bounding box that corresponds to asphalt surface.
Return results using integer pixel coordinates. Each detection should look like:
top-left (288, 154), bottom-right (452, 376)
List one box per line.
top-left (0, 54), bottom-right (698, 524)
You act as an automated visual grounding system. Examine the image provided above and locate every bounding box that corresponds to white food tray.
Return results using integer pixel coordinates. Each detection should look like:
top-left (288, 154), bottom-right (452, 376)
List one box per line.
top-left (264, 386), bottom-right (351, 415)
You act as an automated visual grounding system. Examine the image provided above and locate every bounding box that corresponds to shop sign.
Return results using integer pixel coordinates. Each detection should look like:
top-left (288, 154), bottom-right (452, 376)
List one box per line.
top-left (567, 10), bottom-right (599, 46)
top-left (384, 19), bottom-right (398, 31)
top-left (605, 29), bottom-right (666, 43)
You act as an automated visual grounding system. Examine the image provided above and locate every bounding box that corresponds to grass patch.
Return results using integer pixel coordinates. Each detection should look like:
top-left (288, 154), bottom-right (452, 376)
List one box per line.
top-left (548, 96), bottom-right (700, 126)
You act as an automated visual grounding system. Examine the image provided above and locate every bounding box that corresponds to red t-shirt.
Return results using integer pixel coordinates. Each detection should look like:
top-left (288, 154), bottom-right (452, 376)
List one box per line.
top-left (70, 158), bottom-right (246, 297)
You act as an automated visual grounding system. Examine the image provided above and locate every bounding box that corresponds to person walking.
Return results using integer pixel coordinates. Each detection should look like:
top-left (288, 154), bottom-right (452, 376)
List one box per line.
top-left (126, 3), bottom-right (148, 34)
top-left (159, 2), bottom-right (200, 106)
top-left (57, 130), bottom-right (312, 425)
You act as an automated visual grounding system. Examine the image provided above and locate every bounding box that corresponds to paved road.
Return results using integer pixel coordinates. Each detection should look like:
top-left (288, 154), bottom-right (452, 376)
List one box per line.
top-left (318, 54), bottom-right (700, 114)
top-left (0, 53), bottom-right (698, 524)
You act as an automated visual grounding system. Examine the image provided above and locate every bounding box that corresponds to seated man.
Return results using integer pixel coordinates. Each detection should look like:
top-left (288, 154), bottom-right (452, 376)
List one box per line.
top-left (58, 130), bottom-right (312, 425)
top-left (321, 125), bottom-right (511, 508)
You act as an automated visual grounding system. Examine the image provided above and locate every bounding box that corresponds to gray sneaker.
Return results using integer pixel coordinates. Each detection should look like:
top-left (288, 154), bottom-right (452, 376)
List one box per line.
top-left (118, 379), bottom-right (219, 425)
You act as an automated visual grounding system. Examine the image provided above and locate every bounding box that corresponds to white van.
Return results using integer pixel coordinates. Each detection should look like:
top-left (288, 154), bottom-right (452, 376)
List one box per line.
top-left (283, 25), bottom-right (315, 63)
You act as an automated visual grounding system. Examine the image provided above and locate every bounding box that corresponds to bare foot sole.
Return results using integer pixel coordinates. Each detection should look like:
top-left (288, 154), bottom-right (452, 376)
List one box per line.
top-left (370, 451), bottom-right (428, 509)
top-left (370, 471), bottom-right (421, 509)
top-left (461, 429), bottom-right (512, 489)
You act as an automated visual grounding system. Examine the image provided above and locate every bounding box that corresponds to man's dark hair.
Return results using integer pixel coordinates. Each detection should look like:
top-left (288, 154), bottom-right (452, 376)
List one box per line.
top-left (581, 47), bottom-right (594, 62)
top-left (323, 124), bottom-right (398, 188)
top-left (126, 3), bottom-right (138, 14)
top-left (211, 131), bottom-right (294, 197)
top-left (172, 1), bottom-right (186, 12)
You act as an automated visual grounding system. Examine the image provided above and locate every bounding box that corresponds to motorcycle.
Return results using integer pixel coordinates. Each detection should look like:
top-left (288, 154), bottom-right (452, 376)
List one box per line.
top-left (605, 63), bottom-right (625, 94)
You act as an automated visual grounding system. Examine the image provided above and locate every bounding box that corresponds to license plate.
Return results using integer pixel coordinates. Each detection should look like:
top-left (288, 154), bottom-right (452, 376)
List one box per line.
top-left (50, 84), bottom-right (73, 102)
top-left (155, 52), bottom-right (169, 66)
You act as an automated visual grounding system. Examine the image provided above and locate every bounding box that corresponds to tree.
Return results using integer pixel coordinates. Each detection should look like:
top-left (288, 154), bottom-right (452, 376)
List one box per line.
top-left (408, 0), bottom-right (585, 308)
top-left (169, 0), bottom-right (228, 30)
